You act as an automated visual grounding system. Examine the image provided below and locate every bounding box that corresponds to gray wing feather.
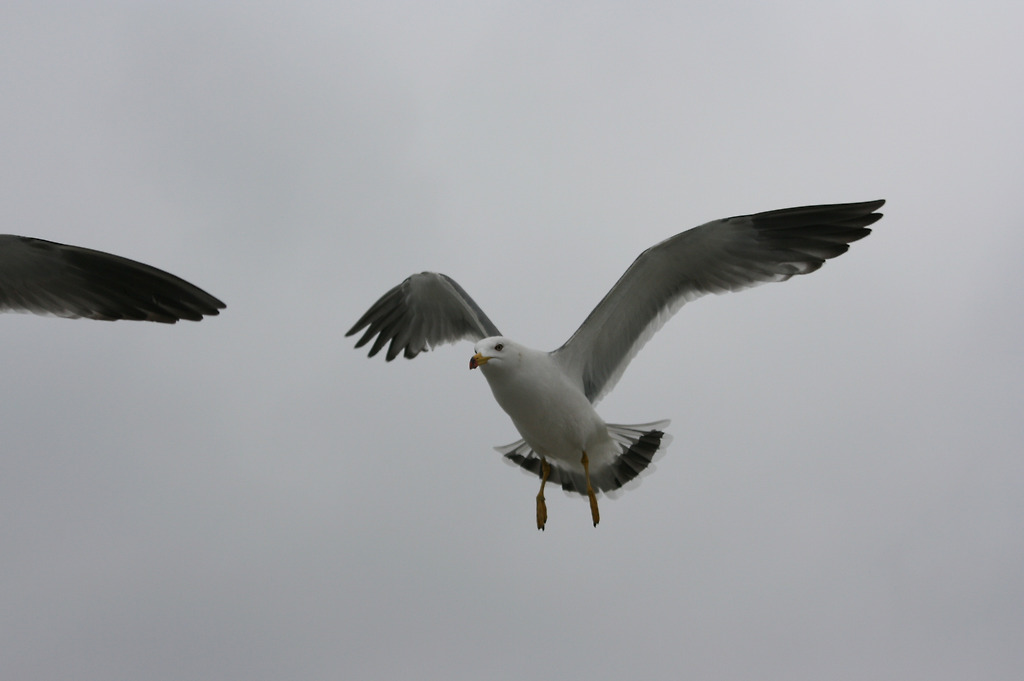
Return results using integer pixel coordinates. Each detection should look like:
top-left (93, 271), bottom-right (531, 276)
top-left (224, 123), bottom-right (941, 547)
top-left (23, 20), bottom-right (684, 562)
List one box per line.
top-left (347, 272), bottom-right (501, 360)
top-left (0, 235), bottom-right (225, 322)
top-left (552, 200), bottom-right (884, 403)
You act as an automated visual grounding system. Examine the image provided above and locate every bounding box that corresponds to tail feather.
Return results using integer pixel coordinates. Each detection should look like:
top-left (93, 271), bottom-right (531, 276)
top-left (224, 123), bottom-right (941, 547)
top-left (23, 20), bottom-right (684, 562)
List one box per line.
top-left (497, 420), bottom-right (673, 498)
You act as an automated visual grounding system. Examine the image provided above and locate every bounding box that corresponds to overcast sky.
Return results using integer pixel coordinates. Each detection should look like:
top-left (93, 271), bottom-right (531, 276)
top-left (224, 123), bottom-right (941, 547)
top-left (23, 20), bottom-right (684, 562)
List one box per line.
top-left (2, 2), bottom-right (1022, 680)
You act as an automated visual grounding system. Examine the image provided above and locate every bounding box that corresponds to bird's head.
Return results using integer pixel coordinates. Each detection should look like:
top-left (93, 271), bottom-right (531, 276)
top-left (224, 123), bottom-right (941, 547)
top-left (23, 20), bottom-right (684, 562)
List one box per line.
top-left (470, 336), bottom-right (512, 370)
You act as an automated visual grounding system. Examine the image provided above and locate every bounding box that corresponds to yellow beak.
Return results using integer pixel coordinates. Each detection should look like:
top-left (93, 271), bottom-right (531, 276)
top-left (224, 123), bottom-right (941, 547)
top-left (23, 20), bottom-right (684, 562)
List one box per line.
top-left (470, 353), bottom-right (490, 370)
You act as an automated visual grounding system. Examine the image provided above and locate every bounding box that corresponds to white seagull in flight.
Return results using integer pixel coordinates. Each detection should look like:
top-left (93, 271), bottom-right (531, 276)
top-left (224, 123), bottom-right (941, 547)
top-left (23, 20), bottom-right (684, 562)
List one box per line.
top-left (0, 235), bottom-right (224, 322)
top-left (349, 200), bottom-right (883, 529)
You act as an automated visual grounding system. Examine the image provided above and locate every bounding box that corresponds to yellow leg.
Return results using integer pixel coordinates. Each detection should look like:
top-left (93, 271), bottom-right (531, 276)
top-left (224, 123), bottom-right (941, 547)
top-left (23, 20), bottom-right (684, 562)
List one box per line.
top-left (581, 451), bottom-right (600, 527)
top-left (536, 460), bottom-right (551, 531)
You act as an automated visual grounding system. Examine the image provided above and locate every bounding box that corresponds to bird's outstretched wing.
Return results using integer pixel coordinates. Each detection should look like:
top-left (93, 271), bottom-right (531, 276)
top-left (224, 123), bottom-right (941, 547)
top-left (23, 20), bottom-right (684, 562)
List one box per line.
top-left (348, 272), bottom-right (501, 360)
top-left (552, 200), bottom-right (884, 403)
top-left (0, 235), bottom-right (225, 322)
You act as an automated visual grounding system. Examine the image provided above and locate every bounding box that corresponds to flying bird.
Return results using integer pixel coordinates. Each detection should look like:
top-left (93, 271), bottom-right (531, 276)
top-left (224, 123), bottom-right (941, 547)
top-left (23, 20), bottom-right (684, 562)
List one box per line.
top-left (0, 235), bottom-right (224, 322)
top-left (348, 200), bottom-right (883, 529)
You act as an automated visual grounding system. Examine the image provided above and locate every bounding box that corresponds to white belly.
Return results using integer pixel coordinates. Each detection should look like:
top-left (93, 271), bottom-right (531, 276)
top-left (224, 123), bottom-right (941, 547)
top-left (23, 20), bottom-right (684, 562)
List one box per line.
top-left (482, 351), bottom-right (613, 465)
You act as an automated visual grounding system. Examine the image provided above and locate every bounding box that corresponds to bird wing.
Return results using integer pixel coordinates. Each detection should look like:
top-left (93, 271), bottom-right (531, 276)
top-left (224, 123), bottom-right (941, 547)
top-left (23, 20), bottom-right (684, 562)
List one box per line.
top-left (347, 272), bottom-right (501, 360)
top-left (552, 200), bottom-right (884, 403)
top-left (0, 235), bottom-right (225, 322)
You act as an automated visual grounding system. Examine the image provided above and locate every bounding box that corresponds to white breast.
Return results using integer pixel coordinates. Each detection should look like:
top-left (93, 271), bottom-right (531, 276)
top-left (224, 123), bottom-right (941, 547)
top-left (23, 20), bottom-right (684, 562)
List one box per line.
top-left (480, 346), bottom-right (610, 464)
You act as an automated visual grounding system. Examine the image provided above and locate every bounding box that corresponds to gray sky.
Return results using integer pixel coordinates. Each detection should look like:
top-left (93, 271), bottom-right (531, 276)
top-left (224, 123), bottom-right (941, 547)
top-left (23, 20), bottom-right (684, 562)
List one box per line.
top-left (2, 2), bottom-right (1022, 680)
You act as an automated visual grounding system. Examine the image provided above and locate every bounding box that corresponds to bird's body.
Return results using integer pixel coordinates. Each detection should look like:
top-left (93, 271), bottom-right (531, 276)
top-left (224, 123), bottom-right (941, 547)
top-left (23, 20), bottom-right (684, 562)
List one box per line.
top-left (476, 339), bottom-right (612, 465)
top-left (472, 336), bottom-right (665, 499)
top-left (349, 200), bottom-right (884, 528)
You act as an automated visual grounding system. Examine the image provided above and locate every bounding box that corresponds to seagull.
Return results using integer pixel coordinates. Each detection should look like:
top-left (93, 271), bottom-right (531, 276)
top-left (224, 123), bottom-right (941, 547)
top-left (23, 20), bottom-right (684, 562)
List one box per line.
top-left (0, 235), bottom-right (224, 322)
top-left (348, 200), bottom-right (883, 529)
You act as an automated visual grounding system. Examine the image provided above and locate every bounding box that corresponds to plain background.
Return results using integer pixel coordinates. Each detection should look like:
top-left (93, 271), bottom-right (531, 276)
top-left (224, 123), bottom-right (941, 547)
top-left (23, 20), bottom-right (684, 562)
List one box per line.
top-left (2, 2), bottom-right (1022, 680)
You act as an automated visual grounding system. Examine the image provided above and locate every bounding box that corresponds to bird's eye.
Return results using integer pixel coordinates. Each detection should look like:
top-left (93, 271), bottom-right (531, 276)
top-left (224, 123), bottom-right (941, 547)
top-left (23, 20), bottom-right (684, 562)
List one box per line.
top-left (495, 343), bottom-right (504, 351)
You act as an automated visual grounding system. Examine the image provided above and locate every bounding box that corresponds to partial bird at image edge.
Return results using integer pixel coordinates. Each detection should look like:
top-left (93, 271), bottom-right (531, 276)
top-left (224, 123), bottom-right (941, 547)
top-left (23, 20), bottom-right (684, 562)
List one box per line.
top-left (0, 235), bottom-right (225, 323)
